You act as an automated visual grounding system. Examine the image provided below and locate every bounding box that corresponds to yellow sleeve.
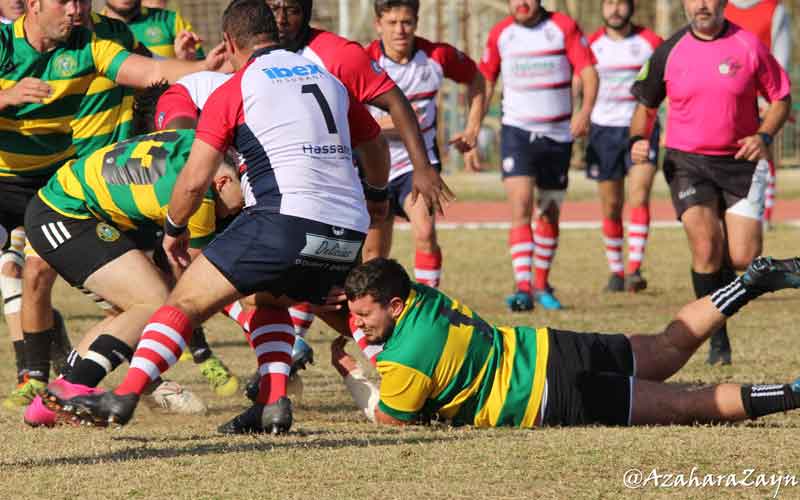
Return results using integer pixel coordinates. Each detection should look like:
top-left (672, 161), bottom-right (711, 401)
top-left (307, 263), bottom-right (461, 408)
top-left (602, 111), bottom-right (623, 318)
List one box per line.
top-left (91, 34), bottom-right (131, 82)
top-left (376, 360), bottom-right (432, 421)
top-left (186, 197), bottom-right (216, 248)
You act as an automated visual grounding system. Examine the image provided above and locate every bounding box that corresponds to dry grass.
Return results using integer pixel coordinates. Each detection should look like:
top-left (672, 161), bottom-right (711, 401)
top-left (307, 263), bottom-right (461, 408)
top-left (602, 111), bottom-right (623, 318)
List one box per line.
top-left (1, 225), bottom-right (800, 499)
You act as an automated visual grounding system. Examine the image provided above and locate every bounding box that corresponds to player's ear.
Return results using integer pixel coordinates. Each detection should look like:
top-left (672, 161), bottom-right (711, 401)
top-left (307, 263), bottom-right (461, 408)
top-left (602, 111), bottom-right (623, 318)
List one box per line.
top-left (388, 296), bottom-right (405, 318)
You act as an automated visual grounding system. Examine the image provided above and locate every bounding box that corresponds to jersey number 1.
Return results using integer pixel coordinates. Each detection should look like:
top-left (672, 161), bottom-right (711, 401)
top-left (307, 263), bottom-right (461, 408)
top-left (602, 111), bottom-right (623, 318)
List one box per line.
top-left (301, 84), bottom-right (338, 134)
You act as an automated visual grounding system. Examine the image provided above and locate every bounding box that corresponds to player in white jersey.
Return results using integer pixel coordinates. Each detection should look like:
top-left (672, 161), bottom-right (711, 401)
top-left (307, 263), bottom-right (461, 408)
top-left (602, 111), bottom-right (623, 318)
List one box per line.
top-left (479, 0), bottom-right (598, 312)
top-left (586, 0), bottom-right (662, 293)
top-left (56, 0), bottom-right (390, 434)
top-left (362, 0), bottom-right (485, 289)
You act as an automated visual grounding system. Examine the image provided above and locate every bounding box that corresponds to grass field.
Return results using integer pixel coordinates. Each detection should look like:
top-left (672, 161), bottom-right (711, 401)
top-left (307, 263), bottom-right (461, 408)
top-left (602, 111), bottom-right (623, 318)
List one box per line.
top-left (1, 223), bottom-right (800, 499)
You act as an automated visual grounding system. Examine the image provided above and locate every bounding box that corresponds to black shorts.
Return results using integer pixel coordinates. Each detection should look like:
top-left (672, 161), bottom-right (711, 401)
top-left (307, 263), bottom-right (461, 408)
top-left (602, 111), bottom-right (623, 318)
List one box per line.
top-left (0, 175), bottom-right (50, 248)
top-left (25, 195), bottom-right (155, 286)
top-left (542, 328), bottom-right (634, 427)
top-left (203, 209), bottom-right (366, 303)
top-left (585, 122), bottom-right (660, 181)
top-left (500, 125), bottom-right (571, 189)
top-left (388, 162), bottom-right (441, 220)
top-left (663, 149), bottom-right (763, 220)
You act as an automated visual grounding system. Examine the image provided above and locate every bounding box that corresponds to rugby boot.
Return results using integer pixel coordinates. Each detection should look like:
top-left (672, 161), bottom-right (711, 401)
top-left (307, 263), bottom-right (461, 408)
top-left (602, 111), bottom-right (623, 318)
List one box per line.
top-left (199, 356), bottom-right (239, 397)
top-left (605, 273), bottom-right (625, 292)
top-left (290, 336), bottom-right (314, 376)
top-left (2, 377), bottom-right (46, 410)
top-left (505, 290), bottom-right (534, 312)
top-left (625, 270), bottom-right (648, 293)
top-left (218, 397), bottom-right (293, 435)
top-left (60, 391), bottom-right (140, 427)
top-left (707, 330), bottom-right (732, 366)
top-left (245, 371), bottom-right (259, 402)
top-left (534, 287), bottom-right (562, 310)
top-left (741, 257), bottom-right (800, 293)
top-left (27, 378), bottom-right (104, 427)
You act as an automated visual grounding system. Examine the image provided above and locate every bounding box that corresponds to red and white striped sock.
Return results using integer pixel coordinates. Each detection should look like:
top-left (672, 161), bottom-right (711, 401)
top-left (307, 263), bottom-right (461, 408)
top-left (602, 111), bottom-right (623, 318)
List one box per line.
top-left (626, 205), bottom-right (650, 274)
top-left (602, 218), bottom-right (624, 277)
top-left (764, 159), bottom-right (776, 223)
top-left (288, 303), bottom-right (315, 338)
top-left (116, 306), bottom-right (192, 396)
top-left (223, 301), bottom-right (257, 346)
top-left (509, 225), bottom-right (533, 293)
top-left (533, 220), bottom-right (558, 291)
top-left (414, 249), bottom-right (442, 288)
top-left (249, 307), bottom-right (295, 405)
top-left (348, 315), bottom-right (383, 367)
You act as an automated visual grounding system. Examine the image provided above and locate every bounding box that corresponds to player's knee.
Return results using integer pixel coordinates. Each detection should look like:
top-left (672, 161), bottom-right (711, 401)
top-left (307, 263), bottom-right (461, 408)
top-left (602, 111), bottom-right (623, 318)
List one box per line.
top-left (729, 245), bottom-right (761, 271)
top-left (536, 190), bottom-right (564, 222)
top-left (602, 199), bottom-right (623, 220)
top-left (22, 257), bottom-right (56, 292)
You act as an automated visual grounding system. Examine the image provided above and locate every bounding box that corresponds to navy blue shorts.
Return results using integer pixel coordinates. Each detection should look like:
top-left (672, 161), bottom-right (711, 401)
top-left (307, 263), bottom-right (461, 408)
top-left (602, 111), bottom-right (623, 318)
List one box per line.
top-left (203, 209), bottom-right (366, 303)
top-left (388, 163), bottom-right (441, 220)
top-left (585, 122), bottom-right (661, 181)
top-left (500, 125), bottom-right (570, 190)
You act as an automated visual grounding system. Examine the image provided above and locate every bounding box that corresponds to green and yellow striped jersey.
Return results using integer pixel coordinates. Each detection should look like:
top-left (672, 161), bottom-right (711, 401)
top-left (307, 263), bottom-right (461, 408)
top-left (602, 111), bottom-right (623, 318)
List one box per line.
top-left (377, 283), bottom-right (549, 428)
top-left (0, 16), bottom-right (130, 179)
top-left (72, 13), bottom-right (140, 159)
top-left (111, 7), bottom-right (203, 59)
top-left (38, 129), bottom-right (217, 248)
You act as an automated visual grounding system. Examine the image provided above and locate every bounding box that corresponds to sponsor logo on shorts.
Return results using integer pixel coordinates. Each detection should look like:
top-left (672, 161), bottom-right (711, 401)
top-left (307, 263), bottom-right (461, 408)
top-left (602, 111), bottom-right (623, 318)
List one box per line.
top-left (502, 156), bottom-right (515, 173)
top-left (263, 64), bottom-right (324, 81)
top-left (589, 163), bottom-right (600, 178)
top-left (300, 234), bottom-right (360, 263)
top-left (678, 186), bottom-right (697, 200)
top-left (96, 222), bottom-right (120, 242)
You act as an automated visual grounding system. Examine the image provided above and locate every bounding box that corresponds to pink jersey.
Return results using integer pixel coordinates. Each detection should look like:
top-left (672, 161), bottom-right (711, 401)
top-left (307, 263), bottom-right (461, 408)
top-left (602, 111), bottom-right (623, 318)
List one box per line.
top-left (197, 47), bottom-right (380, 233)
top-left (479, 11), bottom-right (596, 142)
top-left (632, 22), bottom-right (790, 156)
top-left (588, 26), bottom-right (662, 127)
top-left (302, 29), bottom-right (396, 104)
top-left (364, 37), bottom-right (478, 180)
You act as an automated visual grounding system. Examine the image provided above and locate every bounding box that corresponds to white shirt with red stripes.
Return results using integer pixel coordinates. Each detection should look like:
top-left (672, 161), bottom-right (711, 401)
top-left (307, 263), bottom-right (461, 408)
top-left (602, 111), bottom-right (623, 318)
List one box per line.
top-left (364, 37), bottom-right (478, 181)
top-left (155, 71), bottom-right (232, 130)
top-left (588, 26), bottom-right (662, 128)
top-left (480, 12), bottom-right (596, 142)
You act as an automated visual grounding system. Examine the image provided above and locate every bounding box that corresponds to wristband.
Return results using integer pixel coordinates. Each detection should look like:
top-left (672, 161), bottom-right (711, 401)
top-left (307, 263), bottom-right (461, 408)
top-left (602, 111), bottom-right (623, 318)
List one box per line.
top-left (164, 213), bottom-right (188, 237)
top-left (628, 135), bottom-right (645, 153)
top-left (758, 132), bottom-right (773, 147)
top-left (362, 180), bottom-right (389, 202)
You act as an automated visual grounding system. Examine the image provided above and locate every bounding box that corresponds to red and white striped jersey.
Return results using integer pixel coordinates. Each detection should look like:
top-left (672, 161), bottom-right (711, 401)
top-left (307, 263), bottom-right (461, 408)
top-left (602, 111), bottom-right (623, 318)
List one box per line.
top-left (196, 47), bottom-right (381, 233)
top-left (588, 26), bottom-right (662, 127)
top-left (155, 71), bottom-right (232, 130)
top-left (364, 37), bottom-right (478, 180)
top-left (480, 11), bottom-right (595, 142)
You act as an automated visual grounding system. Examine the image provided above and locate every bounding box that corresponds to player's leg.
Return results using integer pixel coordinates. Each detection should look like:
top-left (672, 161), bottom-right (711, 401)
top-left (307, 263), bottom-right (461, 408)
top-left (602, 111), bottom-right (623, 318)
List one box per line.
top-left (402, 175), bottom-right (442, 288)
top-left (763, 157), bottom-right (776, 229)
top-left (19, 255), bottom-right (60, 387)
top-left (625, 121), bottom-right (659, 292)
top-left (724, 158), bottom-right (768, 271)
top-left (0, 226), bottom-right (28, 408)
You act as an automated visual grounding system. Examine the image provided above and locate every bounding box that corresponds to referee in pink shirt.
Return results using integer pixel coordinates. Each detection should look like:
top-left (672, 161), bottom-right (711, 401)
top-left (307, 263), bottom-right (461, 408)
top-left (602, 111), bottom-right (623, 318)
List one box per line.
top-left (628, 0), bottom-right (790, 366)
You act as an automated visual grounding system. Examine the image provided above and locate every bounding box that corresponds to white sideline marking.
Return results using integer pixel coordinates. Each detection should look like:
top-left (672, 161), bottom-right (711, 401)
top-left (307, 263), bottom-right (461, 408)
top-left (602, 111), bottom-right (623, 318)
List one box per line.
top-left (393, 220), bottom-right (800, 231)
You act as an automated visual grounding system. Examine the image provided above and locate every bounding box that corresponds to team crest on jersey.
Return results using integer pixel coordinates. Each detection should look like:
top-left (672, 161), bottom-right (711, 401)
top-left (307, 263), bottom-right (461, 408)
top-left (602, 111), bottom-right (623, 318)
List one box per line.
top-left (145, 26), bottom-right (166, 44)
top-left (370, 60), bottom-right (383, 75)
top-left (96, 222), bottom-right (120, 242)
top-left (718, 57), bottom-right (742, 77)
top-left (502, 156), bottom-right (515, 173)
top-left (52, 54), bottom-right (78, 78)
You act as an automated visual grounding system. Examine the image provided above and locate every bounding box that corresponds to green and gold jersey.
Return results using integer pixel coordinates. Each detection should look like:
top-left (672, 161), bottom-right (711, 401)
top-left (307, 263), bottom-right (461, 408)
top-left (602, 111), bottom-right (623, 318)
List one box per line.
top-left (377, 284), bottom-right (549, 428)
top-left (72, 13), bottom-right (140, 159)
top-left (0, 16), bottom-right (131, 179)
top-left (113, 7), bottom-right (203, 59)
top-left (38, 129), bottom-right (216, 248)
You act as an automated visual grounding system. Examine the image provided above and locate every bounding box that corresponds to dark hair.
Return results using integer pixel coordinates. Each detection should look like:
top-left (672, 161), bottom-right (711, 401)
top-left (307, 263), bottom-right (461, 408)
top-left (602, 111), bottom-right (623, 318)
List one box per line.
top-left (345, 258), bottom-right (411, 305)
top-left (222, 0), bottom-right (280, 48)
top-left (374, 0), bottom-right (419, 17)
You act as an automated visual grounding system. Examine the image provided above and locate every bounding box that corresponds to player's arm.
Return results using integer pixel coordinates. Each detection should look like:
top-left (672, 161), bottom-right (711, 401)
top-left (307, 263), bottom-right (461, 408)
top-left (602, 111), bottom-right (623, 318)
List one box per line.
top-left (449, 71), bottom-right (486, 153)
top-left (629, 104), bottom-right (658, 164)
top-left (351, 96), bottom-right (391, 225)
top-left (629, 41), bottom-right (670, 165)
top-left (112, 43), bottom-right (225, 89)
top-left (0, 78), bottom-right (52, 110)
top-left (571, 64), bottom-right (598, 138)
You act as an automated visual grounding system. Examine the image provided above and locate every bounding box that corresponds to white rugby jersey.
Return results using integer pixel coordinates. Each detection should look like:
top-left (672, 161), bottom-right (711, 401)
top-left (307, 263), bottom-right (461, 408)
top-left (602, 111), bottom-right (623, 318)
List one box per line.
top-left (155, 71), bottom-right (232, 129)
top-left (364, 37), bottom-right (478, 180)
top-left (480, 11), bottom-right (595, 142)
top-left (588, 26), bottom-right (662, 127)
top-left (196, 48), bottom-right (381, 233)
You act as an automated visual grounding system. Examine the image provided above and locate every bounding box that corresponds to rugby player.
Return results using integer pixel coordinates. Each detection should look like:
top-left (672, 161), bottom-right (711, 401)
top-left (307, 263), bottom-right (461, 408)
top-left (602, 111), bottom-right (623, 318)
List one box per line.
top-left (629, 0), bottom-right (791, 365)
top-left (24, 129), bottom-right (243, 426)
top-left (54, 0), bottom-right (390, 434)
top-left (0, 0), bottom-right (225, 408)
top-left (586, 0), bottom-right (662, 292)
top-left (332, 256), bottom-right (800, 428)
top-left (0, 0), bottom-right (23, 23)
top-left (479, 0), bottom-right (598, 311)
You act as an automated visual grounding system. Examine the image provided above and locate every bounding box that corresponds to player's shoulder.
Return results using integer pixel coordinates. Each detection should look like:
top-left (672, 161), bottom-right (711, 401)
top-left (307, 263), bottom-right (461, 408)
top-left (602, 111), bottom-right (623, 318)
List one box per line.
top-left (549, 10), bottom-right (580, 33)
top-left (651, 25), bottom-right (691, 60)
top-left (632, 25), bottom-right (663, 49)
top-left (488, 16), bottom-right (516, 40)
top-left (587, 27), bottom-right (605, 46)
top-left (727, 21), bottom-right (764, 46)
top-left (363, 39), bottom-right (382, 59)
top-left (308, 28), bottom-right (356, 51)
top-left (92, 12), bottom-right (134, 41)
top-left (413, 36), bottom-right (462, 60)
top-left (140, 7), bottom-right (174, 22)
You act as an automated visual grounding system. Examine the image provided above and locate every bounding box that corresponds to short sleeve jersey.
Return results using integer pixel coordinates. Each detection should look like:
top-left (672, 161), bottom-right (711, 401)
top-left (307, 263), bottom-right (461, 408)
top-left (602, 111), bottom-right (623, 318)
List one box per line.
top-left (38, 129), bottom-right (216, 248)
top-left (117, 7), bottom-right (204, 59)
top-left (479, 11), bottom-right (596, 142)
top-left (155, 71), bottom-right (232, 130)
top-left (588, 26), bottom-right (662, 127)
top-left (0, 17), bottom-right (131, 179)
top-left (365, 37), bottom-right (478, 180)
top-left (631, 22), bottom-right (791, 156)
top-left (196, 48), bottom-right (381, 234)
top-left (377, 283), bottom-right (549, 428)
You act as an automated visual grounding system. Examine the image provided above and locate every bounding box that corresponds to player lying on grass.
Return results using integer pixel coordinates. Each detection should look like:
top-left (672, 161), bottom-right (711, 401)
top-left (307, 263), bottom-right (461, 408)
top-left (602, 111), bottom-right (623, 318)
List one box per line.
top-left (331, 257), bottom-right (800, 427)
top-left (23, 129), bottom-right (244, 427)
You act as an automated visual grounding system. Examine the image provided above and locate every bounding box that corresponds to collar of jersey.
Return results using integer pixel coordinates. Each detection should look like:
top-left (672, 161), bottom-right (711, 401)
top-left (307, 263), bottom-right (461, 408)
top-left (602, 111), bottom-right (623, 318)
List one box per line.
top-left (250, 45), bottom-right (285, 60)
top-left (395, 288), bottom-right (418, 327)
top-left (515, 9), bottom-right (551, 30)
top-left (688, 20), bottom-right (730, 42)
top-left (378, 39), bottom-right (418, 65)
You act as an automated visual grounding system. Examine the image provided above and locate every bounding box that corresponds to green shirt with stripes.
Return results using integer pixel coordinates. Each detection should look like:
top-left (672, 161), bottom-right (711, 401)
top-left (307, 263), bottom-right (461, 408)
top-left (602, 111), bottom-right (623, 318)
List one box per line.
top-left (377, 283), bottom-right (550, 428)
top-left (119, 7), bottom-right (204, 59)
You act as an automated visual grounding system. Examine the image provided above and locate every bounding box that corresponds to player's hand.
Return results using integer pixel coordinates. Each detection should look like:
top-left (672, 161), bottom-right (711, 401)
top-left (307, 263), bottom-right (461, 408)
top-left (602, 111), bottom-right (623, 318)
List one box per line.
top-left (411, 166), bottom-right (455, 217)
top-left (163, 232), bottom-right (191, 273)
top-left (367, 199), bottom-right (389, 227)
top-left (735, 135), bottom-right (769, 162)
top-left (0, 78), bottom-right (51, 108)
top-left (448, 129), bottom-right (478, 154)
top-left (310, 286), bottom-right (347, 313)
top-left (462, 148), bottom-right (483, 172)
top-left (173, 30), bottom-right (200, 60)
top-left (630, 139), bottom-right (651, 164)
top-left (331, 336), bottom-right (358, 377)
top-left (203, 42), bottom-right (226, 71)
top-left (570, 111), bottom-right (590, 138)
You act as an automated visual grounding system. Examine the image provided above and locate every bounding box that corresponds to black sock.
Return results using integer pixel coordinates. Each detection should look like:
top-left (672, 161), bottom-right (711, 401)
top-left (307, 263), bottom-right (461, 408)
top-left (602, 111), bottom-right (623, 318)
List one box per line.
top-left (59, 349), bottom-right (82, 378)
top-left (23, 329), bottom-right (54, 382)
top-left (65, 335), bottom-right (133, 387)
top-left (692, 269), bottom-right (733, 346)
top-left (741, 384), bottom-right (800, 419)
top-left (13, 340), bottom-right (25, 382)
top-left (711, 276), bottom-right (763, 317)
top-left (189, 327), bottom-right (212, 363)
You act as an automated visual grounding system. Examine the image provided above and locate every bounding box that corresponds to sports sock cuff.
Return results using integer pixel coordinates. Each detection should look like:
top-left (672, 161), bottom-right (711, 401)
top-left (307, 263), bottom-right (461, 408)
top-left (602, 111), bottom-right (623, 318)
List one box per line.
top-left (741, 384), bottom-right (798, 419)
top-left (23, 329), bottom-right (54, 381)
top-left (711, 277), bottom-right (760, 317)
